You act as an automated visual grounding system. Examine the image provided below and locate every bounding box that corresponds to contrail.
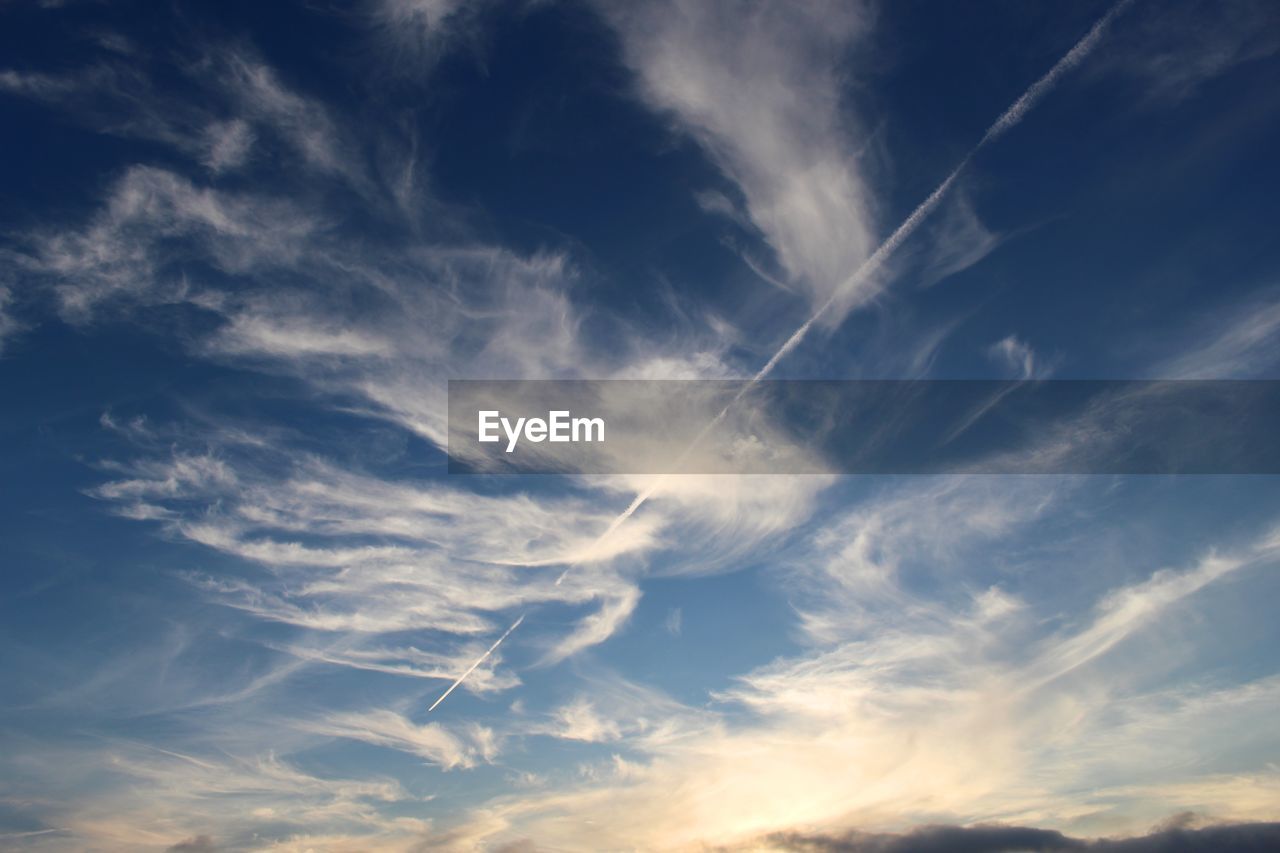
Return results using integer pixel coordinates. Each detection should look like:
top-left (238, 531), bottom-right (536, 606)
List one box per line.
top-left (983, 0), bottom-right (1134, 144)
top-left (426, 613), bottom-right (525, 713)
top-left (541, 164), bottom-right (969, 584)
top-left (427, 0), bottom-right (1133, 712)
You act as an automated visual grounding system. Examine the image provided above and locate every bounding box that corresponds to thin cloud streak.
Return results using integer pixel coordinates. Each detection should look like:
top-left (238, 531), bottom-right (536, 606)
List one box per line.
top-left (982, 0), bottom-right (1137, 143)
top-left (427, 613), bottom-right (525, 712)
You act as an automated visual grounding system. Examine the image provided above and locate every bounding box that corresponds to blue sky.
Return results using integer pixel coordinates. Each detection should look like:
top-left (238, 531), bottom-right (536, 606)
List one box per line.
top-left (2, 0), bottom-right (1280, 850)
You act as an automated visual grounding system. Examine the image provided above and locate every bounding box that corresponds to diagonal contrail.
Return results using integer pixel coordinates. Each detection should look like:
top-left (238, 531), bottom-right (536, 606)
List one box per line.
top-left (426, 613), bottom-right (525, 712)
top-left (427, 0), bottom-right (1134, 712)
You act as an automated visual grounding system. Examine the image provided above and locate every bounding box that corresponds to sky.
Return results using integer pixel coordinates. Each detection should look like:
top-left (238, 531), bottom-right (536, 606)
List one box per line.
top-left (2, 0), bottom-right (1280, 851)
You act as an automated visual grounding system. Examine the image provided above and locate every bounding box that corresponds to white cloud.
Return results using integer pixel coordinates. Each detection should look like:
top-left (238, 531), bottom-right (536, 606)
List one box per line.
top-left (540, 586), bottom-right (641, 665)
top-left (0, 740), bottom-right (422, 851)
top-left (664, 606), bottom-right (682, 637)
top-left (306, 710), bottom-right (494, 769)
top-left (217, 51), bottom-right (352, 179)
top-left (20, 165), bottom-right (319, 320)
top-left (211, 313), bottom-right (393, 359)
top-left (916, 193), bottom-right (1004, 289)
top-left (0, 285), bottom-right (21, 353)
top-left (1, 43), bottom-right (378, 192)
top-left (1155, 295), bottom-right (1280, 378)
top-left (201, 118), bottom-right (254, 173)
top-left (539, 698), bottom-right (622, 743)
top-left (988, 334), bottom-right (1043, 379)
top-left (596, 0), bottom-right (878, 322)
top-left (432, 503), bottom-right (1280, 849)
top-left (372, 0), bottom-right (487, 69)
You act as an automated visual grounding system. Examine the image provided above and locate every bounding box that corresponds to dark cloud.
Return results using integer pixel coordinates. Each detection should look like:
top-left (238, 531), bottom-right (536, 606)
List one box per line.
top-left (1101, 822), bottom-right (1280, 852)
top-left (763, 825), bottom-right (1082, 853)
top-left (759, 821), bottom-right (1280, 853)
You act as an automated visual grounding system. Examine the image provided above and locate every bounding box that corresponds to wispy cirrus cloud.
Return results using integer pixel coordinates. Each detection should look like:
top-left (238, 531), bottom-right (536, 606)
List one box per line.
top-left (3, 1), bottom-right (1277, 849)
top-left (0, 738), bottom-right (425, 851)
top-left (429, 484), bottom-right (1280, 849)
top-left (88, 445), bottom-right (658, 639)
top-left (0, 284), bottom-right (22, 353)
top-left (18, 165), bottom-right (322, 320)
top-left (1153, 293), bottom-right (1280, 379)
top-left (0, 43), bottom-right (360, 184)
top-left (988, 334), bottom-right (1048, 380)
top-left (596, 0), bottom-right (879, 322)
top-left (306, 709), bottom-right (497, 770)
top-left (1094, 0), bottom-right (1280, 102)
top-left (913, 193), bottom-right (1006, 291)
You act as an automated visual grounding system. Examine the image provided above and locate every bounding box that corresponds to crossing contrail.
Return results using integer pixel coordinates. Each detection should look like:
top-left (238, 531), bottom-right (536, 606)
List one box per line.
top-left (427, 0), bottom-right (1134, 712)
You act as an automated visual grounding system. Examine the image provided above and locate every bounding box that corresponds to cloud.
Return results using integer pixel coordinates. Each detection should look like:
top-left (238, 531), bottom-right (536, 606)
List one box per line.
top-left (725, 0), bottom-right (1131, 388)
top-left (5, 4), bottom-right (1278, 849)
top-left (426, 490), bottom-right (1280, 849)
top-left (596, 0), bottom-right (878, 321)
top-left (371, 0), bottom-right (490, 69)
top-left (525, 673), bottom-right (714, 747)
top-left (1154, 294), bottom-right (1280, 378)
top-left (306, 710), bottom-right (495, 769)
top-left (1026, 532), bottom-right (1280, 689)
top-left (758, 821), bottom-right (1280, 852)
top-left (84, 434), bottom-right (683, 715)
top-left (200, 118), bottom-right (254, 173)
top-left (762, 824), bottom-right (1082, 852)
top-left (427, 615), bottom-right (528, 713)
top-left (6, 38), bottom-right (846, 735)
top-left (19, 165), bottom-right (320, 321)
top-left (980, 0), bottom-right (1135, 144)
top-left (539, 586), bottom-right (641, 665)
top-left (665, 606), bottom-right (682, 637)
top-left (0, 739), bottom-right (423, 850)
top-left (915, 194), bottom-right (1005, 289)
top-left (538, 698), bottom-right (622, 743)
top-left (0, 284), bottom-right (22, 354)
top-left (210, 313), bottom-right (393, 359)
top-left (987, 335), bottom-right (1043, 380)
top-left (0, 43), bottom-right (361, 185)
top-left (379, 0), bottom-right (471, 33)
top-left (213, 50), bottom-right (360, 181)
top-left (277, 639), bottom-right (521, 695)
top-left (0, 63), bottom-right (188, 148)
top-left (1096, 0), bottom-right (1280, 102)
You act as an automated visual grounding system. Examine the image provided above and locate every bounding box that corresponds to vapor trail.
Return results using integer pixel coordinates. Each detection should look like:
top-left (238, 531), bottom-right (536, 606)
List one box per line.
top-left (542, 166), bottom-right (970, 584)
top-left (426, 613), bottom-right (525, 713)
top-left (983, 0), bottom-right (1134, 144)
top-left (427, 0), bottom-right (1132, 711)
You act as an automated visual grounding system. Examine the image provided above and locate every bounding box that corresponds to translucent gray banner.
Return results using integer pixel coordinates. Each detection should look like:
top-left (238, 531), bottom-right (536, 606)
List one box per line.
top-left (447, 380), bottom-right (1280, 475)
